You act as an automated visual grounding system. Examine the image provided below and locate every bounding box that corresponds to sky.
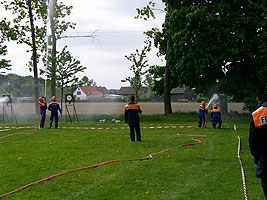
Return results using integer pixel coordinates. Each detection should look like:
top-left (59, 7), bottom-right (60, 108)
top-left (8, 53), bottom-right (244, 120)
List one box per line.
top-left (2, 0), bottom-right (166, 89)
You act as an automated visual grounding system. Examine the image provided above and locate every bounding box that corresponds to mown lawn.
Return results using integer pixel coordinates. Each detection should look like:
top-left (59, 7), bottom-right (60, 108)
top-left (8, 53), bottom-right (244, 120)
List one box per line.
top-left (0, 119), bottom-right (264, 199)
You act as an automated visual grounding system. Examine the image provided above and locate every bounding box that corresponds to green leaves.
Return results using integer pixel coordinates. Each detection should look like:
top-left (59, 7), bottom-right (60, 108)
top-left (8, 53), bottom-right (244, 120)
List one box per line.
top-left (123, 44), bottom-right (151, 97)
top-left (163, 1), bottom-right (266, 103)
top-left (44, 45), bottom-right (86, 88)
top-left (135, 1), bottom-right (156, 20)
top-left (138, 0), bottom-right (266, 109)
top-left (78, 76), bottom-right (96, 87)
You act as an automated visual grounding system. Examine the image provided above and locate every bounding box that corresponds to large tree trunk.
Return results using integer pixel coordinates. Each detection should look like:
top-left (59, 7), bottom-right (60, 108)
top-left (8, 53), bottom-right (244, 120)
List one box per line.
top-left (49, 0), bottom-right (57, 96)
top-left (164, 3), bottom-right (172, 115)
top-left (164, 62), bottom-right (172, 115)
top-left (28, 0), bottom-right (39, 115)
top-left (61, 82), bottom-right (64, 112)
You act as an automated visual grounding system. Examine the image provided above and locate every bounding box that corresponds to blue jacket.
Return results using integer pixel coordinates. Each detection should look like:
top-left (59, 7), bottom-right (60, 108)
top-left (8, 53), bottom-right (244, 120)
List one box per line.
top-left (199, 105), bottom-right (208, 116)
top-left (48, 101), bottom-right (62, 114)
top-left (211, 108), bottom-right (221, 120)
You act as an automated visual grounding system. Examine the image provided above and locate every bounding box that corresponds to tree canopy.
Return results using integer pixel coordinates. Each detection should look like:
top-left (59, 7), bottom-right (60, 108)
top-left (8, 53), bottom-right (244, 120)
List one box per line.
top-left (0, 19), bottom-right (17, 73)
top-left (143, 0), bottom-right (267, 111)
top-left (122, 44), bottom-right (150, 99)
top-left (78, 76), bottom-right (96, 87)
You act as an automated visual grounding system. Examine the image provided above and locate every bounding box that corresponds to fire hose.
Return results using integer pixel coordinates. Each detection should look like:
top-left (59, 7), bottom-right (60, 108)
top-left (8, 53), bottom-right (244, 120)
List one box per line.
top-left (0, 128), bottom-right (206, 198)
top-left (234, 124), bottom-right (248, 200)
top-left (38, 110), bottom-right (46, 129)
top-left (0, 129), bottom-right (37, 140)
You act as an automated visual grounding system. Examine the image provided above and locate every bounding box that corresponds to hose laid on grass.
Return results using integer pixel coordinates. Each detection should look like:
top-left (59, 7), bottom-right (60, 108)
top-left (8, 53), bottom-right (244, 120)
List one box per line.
top-left (39, 110), bottom-right (45, 129)
top-left (0, 128), bottom-right (206, 199)
top-left (0, 129), bottom-right (37, 140)
top-left (234, 124), bottom-right (248, 200)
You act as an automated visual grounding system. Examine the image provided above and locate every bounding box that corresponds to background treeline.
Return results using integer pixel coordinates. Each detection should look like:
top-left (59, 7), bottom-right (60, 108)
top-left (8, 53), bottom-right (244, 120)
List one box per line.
top-left (0, 73), bottom-right (48, 99)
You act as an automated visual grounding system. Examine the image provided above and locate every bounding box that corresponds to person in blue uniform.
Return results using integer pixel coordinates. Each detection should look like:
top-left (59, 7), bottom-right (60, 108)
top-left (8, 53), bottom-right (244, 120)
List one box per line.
top-left (124, 95), bottom-right (142, 141)
top-left (48, 96), bottom-right (62, 129)
top-left (210, 104), bottom-right (222, 129)
top-left (198, 101), bottom-right (208, 128)
top-left (249, 102), bottom-right (267, 199)
top-left (39, 96), bottom-right (47, 128)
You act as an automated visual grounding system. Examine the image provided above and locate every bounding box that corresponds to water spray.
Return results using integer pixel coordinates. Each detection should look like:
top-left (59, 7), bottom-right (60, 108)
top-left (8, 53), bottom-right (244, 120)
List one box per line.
top-left (44, 0), bottom-right (56, 97)
top-left (0, 96), bottom-right (9, 104)
top-left (207, 94), bottom-right (219, 108)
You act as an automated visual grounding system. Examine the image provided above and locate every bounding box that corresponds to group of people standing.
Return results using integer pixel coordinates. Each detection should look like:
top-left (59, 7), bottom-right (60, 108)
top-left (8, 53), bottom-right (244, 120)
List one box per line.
top-left (38, 96), bottom-right (62, 129)
top-left (124, 97), bottom-right (224, 142)
top-left (198, 101), bottom-right (222, 129)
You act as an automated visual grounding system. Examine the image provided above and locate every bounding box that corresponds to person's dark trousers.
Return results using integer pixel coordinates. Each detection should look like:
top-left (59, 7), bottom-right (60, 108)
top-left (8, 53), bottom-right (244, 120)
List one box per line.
top-left (40, 111), bottom-right (46, 128)
top-left (198, 115), bottom-right (206, 128)
top-left (212, 119), bottom-right (222, 128)
top-left (49, 112), bottom-right (58, 128)
top-left (261, 178), bottom-right (267, 199)
top-left (129, 124), bottom-right (141, 141)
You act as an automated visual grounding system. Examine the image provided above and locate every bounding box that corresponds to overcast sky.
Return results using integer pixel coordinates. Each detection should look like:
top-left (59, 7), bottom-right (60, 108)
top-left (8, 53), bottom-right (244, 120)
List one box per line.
top-left (2, 0), bottom-right (166, 89)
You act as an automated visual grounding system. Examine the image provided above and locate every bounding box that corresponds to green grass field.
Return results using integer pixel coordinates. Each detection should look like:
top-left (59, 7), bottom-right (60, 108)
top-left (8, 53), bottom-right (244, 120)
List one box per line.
top-left (0, 114), bottom-right (265, 199)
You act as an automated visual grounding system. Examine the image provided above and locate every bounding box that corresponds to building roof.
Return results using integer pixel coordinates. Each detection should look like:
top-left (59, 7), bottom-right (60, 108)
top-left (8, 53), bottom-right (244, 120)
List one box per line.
top-left (118, 87), bottom-right (148, 95)
top-left (170, 88), bottom-right (187, 94)
top-left (96, 86), bottom-right (108, 94)
top-left (80, 86), bottom-right (103, 96)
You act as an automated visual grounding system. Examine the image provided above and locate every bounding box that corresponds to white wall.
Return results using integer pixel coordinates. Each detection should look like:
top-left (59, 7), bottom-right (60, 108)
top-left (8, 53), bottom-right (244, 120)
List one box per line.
top-left (73, 87), bottom-right (87, 100)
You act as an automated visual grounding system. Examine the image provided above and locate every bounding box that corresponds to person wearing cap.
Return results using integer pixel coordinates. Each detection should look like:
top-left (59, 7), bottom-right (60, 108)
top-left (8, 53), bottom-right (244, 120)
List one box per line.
top-left (198, 101), bottom-right (208, 128)
top-left (124, 95), bottom-right (142, 141)
top-left (210, 104), bottom-right (222, 129)
top-left (38, 96), bottom-right (47, 128)
top-left (249, 101), bottom-right (267, 199)
top-left (257, 95), bottom-right (264, 109)
top-left (48, 96), bottom-right (62, 129)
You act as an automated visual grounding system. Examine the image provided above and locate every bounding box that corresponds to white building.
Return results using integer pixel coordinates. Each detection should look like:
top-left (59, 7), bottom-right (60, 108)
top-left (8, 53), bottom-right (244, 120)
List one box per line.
top-left (73, 86), bottom-right (103, 100)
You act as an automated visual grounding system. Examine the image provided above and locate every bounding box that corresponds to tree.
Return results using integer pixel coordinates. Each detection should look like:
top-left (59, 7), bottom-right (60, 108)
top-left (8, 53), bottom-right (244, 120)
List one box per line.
top-left (144, 73), bottom-right (153, 89)
top-left (0, 45), bottom-right (11, 73)
top-left (122, 44), bottom-right (150, 100)
top-left (1, 0), bottom-right (48, 113)
top-left (78, 76), bottom-right (96, 87)
top-left (0, 20), bottom-right (15, 73)
top-left (43, 46), bottom-right (86, 108)
top-left (136, 1), bottom-right (173, 114)
top-left (138, 0), bottom-right (267, 112)
top-left (1, 0), bottom-right (75, 113)
top-left (163, 0), bottom-right (267, 112)
top-left (0, 73), bottom-right (46, 98)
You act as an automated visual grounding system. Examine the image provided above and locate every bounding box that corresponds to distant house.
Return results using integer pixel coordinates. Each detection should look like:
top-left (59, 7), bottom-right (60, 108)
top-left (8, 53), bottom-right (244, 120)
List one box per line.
top-left (73, 86), bottom-right (103, 100)
top-left (96, 86), bottom-right (108, 95)
top-left (154, 87), bottom-right (195, 102)
top-left (118, 87), bottom-right (148, 97)
top-left (73, 86), bottom-right (123, 100)
top-left (170, 87), bottom-right (195, 101)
